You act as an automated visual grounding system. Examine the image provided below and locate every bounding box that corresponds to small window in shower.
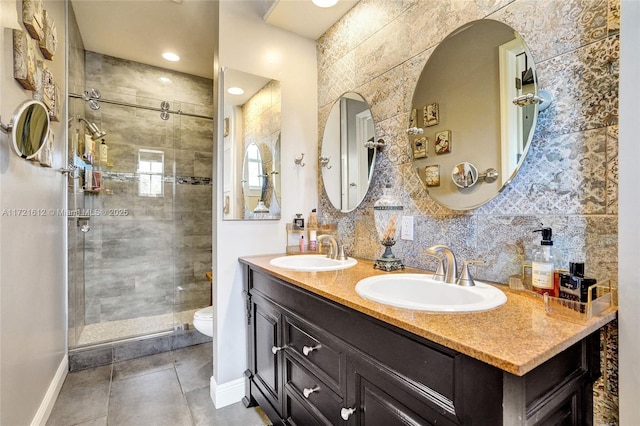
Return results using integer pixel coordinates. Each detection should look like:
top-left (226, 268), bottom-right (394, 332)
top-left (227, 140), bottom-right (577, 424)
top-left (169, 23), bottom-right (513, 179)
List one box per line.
top-left (137, 149), bottom-right (164, 197)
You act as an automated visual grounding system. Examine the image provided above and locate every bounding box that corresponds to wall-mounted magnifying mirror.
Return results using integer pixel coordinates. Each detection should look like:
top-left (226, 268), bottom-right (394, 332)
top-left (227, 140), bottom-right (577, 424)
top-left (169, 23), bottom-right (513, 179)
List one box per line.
top-left (222, 67), bottom-right (281, 220)
top-left (321, 92), bottom-right (377, 212)
top-left (410, 19), bottom-right (543, 210)
top-left (0, 100), bottom-right (50, 159)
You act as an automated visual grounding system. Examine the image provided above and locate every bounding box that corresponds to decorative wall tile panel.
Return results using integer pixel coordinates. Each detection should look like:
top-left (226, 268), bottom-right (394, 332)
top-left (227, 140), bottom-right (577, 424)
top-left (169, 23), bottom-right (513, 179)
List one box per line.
top-left (476, 216), bottom-right (570, 282)
top-left (582, 215), bottom-right (618, 285)
top-left (354, 13), bottom-right (413, 86)
top-left (358, 64), bottom-right (409, 124)
top-left (491, 0), bottom-right (608, 63)
top-left (317, 0), bottom-right (619, 419)
top-left (606, 125), bottom-right (618, 214)
top-left (607, 0), bottom-right (620, 34)
top-left (594, 321), bottom-right (619, 425)
top-left (317, 0), bottom-right (415, 71)
top-left (402, 49), bottom-right (430, 112)
top-left (536, 34), bottom-right (619, 136)
top-left (405, 0), bottom-right (483, 59)
top-left (318, 51), bottom-right (356, 108)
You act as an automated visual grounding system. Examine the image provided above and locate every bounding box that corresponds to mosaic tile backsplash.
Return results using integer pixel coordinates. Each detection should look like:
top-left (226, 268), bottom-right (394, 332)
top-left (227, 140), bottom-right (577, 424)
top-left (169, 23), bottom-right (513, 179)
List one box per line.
top-left (317, 0), bottom-right (619, 423)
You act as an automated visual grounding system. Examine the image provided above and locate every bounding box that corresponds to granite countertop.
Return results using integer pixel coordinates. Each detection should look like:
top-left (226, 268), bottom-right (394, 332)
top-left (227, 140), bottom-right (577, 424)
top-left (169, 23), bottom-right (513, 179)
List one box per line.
top-left (240, 254), bottom-right (617, 376)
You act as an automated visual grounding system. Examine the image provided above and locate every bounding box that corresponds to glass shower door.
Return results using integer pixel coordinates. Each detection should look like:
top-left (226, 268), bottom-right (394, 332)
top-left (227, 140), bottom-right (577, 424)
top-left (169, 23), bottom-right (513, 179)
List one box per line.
top-left (68, 94), bottom-right (213, 349)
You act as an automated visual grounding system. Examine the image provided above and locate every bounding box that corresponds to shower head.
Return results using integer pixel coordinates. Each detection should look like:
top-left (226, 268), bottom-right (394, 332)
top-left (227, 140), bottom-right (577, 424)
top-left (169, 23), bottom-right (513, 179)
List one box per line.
top-left (78, 117), bottom-right (107, 140)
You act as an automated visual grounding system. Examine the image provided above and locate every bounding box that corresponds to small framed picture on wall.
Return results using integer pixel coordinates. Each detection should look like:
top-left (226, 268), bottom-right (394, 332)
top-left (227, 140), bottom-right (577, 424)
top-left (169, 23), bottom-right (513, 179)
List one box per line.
top-left (424, 103), bottom-right (439, 127)
top-left (412, 136), bottom-right (428, 159)
top-left (409, 108), bottom-right (417, 128)
top-left (424, 164), bottom-right (440, 187)
top-left (435, 130), bottom-right (451, 155)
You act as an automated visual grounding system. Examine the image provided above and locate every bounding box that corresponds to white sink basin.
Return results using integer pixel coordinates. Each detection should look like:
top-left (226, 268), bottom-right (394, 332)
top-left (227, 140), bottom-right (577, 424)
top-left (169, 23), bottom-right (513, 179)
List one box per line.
top-left (355, 274), bottom-right (506, 312)
top-left (269, 255), bottom-right (358, 272)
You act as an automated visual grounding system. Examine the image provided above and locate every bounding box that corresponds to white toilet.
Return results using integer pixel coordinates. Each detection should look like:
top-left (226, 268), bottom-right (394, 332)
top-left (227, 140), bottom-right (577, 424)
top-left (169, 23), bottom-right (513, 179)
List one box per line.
top-left (193, 306), bottom-right (214, 337)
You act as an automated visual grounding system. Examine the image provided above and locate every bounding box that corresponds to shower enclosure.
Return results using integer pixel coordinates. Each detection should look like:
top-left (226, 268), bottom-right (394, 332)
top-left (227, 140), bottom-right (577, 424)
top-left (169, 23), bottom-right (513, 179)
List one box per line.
top-left (67, 12), bottom-right (213, 351)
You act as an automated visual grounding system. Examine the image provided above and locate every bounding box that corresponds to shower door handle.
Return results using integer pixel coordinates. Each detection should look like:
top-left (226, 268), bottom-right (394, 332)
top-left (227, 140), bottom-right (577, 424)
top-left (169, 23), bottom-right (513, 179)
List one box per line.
top-left (77, 215), bottom-right (91, 233)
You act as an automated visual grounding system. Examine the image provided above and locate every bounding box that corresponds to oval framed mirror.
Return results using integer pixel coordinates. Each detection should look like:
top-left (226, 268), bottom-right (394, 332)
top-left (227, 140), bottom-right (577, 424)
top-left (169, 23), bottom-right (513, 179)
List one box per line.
top-left (321, 92), bottom-right (377, 212)
top-left (6, 100), bottom-right (50, 160)
top-left (410, 19), bottom-right (540, 210)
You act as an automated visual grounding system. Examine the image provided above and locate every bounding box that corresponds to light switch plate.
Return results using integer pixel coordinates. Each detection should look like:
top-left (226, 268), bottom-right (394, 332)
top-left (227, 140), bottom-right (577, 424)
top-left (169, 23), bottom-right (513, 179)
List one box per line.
top-left (401, 216), bottom-right (414, 241)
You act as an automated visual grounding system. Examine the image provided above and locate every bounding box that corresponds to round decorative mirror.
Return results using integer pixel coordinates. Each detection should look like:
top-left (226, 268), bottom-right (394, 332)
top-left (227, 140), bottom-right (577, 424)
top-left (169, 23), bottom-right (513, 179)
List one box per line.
top-left (410, 19), bottom-right (540, 210)
top-left (241, 142), bottom-right (267, 216)
top-left (6, 100), bottom-right (50, 159)
top-left (321, 92), bottom-right (377, 212)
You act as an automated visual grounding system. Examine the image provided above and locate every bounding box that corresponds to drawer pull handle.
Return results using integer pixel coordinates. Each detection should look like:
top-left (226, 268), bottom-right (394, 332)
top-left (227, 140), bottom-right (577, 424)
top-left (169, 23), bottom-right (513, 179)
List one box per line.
top-left (271, 345), bottom-right (287, 354)
top-left (303, 386), bottom-right (320, 398)
top-left (302, 344), bottom-right (321, 356)
top-left (341, 407), bottom-right (356, 420)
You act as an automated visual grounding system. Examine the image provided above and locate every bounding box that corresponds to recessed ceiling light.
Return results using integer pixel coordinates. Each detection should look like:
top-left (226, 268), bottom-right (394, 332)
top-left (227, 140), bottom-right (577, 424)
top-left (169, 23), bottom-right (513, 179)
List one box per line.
top-left (312, 0), bottom-right (339, 7)
top-left (227, 87), bottom-right (244, 95)
top-left (162, 52), bottom-right (180, 62)
top-left (159, 77), bottom-right (172, 83)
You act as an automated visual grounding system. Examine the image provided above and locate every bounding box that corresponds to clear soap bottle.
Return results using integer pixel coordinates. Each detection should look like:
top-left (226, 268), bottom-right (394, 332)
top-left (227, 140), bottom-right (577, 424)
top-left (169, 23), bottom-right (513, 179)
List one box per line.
top-left (531, 227), bottom-right (558, 297)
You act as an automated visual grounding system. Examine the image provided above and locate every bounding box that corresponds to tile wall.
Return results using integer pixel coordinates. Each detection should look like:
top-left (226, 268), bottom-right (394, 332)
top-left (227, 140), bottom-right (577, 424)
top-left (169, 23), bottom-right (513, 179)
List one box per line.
top-left (317, 0), bottom-right (619, 423)
top-left (79, 52), bottom-right (214, 327)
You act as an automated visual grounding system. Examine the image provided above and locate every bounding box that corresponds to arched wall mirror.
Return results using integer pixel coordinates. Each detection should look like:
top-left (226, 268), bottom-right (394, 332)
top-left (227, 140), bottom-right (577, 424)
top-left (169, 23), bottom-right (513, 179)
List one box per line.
top-left (0, 100), bottom-right (50, 159)
top-left (410, 19), bottom-right (541, 210)
top-left (321, 92), bottom-right (376, 212)
top-left (222, 67), bottom-right (281, 220)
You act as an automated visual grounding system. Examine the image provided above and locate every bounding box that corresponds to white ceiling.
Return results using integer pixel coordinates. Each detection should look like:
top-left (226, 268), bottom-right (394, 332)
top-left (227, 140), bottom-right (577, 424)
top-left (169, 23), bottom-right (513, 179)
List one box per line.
top-left (264, 0), bottom-right (359, 40)
top-left (71, 0), bottom-right (358, 80)
top-left (223, 68), bottom-right (272, 107)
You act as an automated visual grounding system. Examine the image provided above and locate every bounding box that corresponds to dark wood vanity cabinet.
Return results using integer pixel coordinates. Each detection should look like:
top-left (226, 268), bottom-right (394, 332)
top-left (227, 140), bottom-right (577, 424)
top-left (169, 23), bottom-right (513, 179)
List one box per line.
top-left (242, 264), bottom-right (601, 426)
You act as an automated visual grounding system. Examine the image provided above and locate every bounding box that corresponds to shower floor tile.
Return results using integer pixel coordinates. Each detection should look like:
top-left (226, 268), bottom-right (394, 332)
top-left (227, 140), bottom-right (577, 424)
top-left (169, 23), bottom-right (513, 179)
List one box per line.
top-left (77, 309), bottom-right (200, 346)
top-left (47, 343), bottom-right (271, 426)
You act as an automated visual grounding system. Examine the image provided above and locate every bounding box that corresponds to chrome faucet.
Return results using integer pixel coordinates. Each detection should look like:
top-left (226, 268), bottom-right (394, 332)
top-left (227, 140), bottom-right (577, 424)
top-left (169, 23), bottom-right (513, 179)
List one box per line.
top-left (426, 245), bottom-right (457, 284)
top-left (318, 234), bottom-right (340, 259)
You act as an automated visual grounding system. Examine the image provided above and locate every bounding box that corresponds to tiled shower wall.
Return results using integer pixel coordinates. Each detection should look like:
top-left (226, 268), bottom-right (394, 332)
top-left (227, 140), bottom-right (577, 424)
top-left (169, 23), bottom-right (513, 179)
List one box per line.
top-left (317, 0), bottom-right (619, 423)
top-left (81, 52), bottom-right (213, 326)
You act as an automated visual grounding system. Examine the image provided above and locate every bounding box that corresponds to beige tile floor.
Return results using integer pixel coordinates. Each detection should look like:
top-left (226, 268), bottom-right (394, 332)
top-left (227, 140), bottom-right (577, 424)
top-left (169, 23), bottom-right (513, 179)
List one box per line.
top-left (77, 309), bottom-right (200, 346)
top-left (47, 343), bottom-right (271, 426)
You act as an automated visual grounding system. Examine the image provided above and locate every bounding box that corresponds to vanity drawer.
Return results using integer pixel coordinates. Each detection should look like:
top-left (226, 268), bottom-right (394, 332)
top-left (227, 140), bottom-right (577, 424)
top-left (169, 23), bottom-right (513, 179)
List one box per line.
top-left (285, 356), bottom-right (344, 426)
top-left (285, 392), bottom-right (323, 426)
top-left (284, 316), bottom-right (343, 391)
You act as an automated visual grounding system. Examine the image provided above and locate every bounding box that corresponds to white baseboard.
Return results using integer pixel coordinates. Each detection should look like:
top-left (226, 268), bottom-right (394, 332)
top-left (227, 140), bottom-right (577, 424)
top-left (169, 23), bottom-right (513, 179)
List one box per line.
top-left (210, 376), bottom-right (245, 409)
top-left (31, 354), bottom-right (68, 426)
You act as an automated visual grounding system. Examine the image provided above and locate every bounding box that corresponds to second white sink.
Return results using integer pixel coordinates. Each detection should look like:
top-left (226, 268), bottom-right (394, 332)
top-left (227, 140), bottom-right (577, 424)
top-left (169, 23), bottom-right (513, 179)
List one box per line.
top-left (355, 274), bottom-right (506, 312)
top-left (269, 254), bottom-right (357, 272)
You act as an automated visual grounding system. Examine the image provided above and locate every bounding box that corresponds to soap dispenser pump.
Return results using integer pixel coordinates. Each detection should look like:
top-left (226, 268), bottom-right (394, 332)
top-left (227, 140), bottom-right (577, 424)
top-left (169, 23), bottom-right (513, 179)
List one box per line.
top-left (531, 227), bottom-right (558, 296)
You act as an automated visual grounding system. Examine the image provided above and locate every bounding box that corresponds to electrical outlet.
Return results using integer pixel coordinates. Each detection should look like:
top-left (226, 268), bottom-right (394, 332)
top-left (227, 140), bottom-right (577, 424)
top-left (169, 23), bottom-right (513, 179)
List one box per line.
top-left (401, 216), bottom-right (414, 241)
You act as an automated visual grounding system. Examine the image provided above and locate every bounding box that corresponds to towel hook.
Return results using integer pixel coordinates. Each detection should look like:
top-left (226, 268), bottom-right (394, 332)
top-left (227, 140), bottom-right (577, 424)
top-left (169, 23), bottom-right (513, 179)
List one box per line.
top-left (294, 153), bottom-right (305, 167)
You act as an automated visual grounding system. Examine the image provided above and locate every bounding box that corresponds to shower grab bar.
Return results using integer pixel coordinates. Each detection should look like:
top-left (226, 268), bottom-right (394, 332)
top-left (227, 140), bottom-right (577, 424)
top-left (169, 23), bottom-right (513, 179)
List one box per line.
top-left (69, 93), bottom-right (214, 121)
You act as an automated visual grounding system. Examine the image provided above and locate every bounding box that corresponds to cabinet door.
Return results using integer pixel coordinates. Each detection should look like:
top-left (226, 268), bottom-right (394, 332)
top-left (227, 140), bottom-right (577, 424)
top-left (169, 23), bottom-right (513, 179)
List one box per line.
top-left (526, 381), bottom-right (586, 426)
top-left (252, 295), bottom-right (284, 414)
top-left (344, 357), bottom-right (460, 426)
